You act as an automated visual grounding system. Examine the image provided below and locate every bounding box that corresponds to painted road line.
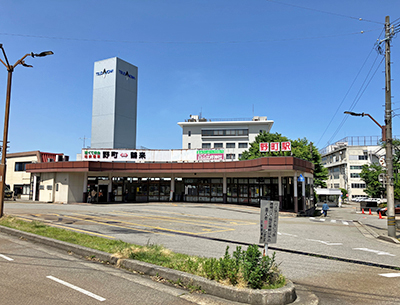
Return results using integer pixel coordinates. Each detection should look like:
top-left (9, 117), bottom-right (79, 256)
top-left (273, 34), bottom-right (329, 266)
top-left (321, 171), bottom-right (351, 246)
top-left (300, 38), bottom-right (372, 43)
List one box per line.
top-left (278, 232), bottom-right (298, 237)
top-left (331, 220), bottom-right (337, 223)
top-left (342, 221), bottom-right (349, 225)
top-left (70, 213), bottom-right (234, 236)
top-left (16, 215), bottom-right (116, 239)
top-left (353, 248), bottom-right (396, 256)
top-left (114, 210), bottom-right (257, 226)
top-left (0, 254), bottom-right (13, 261)
top-left (379, 273), bottom-right (400, 278)
top-left (306, 239), bottom-right (343, 246)
top-left (46, 276), bottom-right (106, 302)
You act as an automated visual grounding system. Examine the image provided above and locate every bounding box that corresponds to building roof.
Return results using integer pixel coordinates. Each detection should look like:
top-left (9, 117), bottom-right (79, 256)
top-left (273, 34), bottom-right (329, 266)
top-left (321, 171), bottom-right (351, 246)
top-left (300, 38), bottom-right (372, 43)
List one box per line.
top-left (177, 115), bottom-right (274, 127)
top-left (26, 156), bottom-right (314, 176)
top-left (7, 151), bottom-right (63, 163)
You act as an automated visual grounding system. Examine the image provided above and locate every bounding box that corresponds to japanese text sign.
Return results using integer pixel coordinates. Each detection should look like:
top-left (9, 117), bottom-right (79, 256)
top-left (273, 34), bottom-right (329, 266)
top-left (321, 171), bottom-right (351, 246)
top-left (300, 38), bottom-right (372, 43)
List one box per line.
top-left (259, 143), bottom-right (269, 152)
top-left (270, 142), bottom-right (280, 152)
top-left (259, 200), bottom-right (279, 244)
top-left (281, 141), bottom-right (291, 151)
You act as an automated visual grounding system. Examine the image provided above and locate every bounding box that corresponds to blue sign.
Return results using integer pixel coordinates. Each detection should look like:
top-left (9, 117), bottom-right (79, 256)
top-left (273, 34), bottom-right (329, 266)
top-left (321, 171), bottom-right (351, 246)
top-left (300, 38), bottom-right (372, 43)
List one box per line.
top-left (298, 174), bottom-right (305, 182)
top-left (119, 70), bottom-right (135, 79)
top-left (96, 69), bottom-right (113, 76)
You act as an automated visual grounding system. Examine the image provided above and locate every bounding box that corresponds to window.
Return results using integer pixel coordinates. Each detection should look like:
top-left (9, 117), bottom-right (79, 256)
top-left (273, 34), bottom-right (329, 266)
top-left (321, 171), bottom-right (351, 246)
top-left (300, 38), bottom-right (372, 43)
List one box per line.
top-left (214, 143), bottom-right (223, 148)
top-left (188, 143), bottom-right (191, 149)
top-left (226, 154), bottom-right (235, 160)
top-left (202, 143), bottom-right (211, 149)
top-left (334, 184), bottom-right (340, 188)
top-left (239, 143), bottom-right (248, 148)
top-left (350, 173), bottom-right (360, 178)
top-left (201, 129), bottom-right (249, 137)
top-left (351, 183), bottom-right (366, 188)
top-left (350, 165), bottom-right (363, 170)
top-left (238, 154), bottom-right (242, 159)
top-left (358, 155), bottom-right (368, 160)
top-left (188, 131), bottom-right (191, 137)
top-left (15, 162), bottom-right (31, 172)
top-left (226, 143), bottom-right (235, 148)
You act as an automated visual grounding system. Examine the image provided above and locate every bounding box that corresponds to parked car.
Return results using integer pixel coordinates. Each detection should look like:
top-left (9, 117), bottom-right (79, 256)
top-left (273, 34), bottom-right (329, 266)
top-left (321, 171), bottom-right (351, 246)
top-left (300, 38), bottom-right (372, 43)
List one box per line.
top-left (4, 184), bottom-right (13, 199)
top-left (377, 204), bottom-right (400, 216)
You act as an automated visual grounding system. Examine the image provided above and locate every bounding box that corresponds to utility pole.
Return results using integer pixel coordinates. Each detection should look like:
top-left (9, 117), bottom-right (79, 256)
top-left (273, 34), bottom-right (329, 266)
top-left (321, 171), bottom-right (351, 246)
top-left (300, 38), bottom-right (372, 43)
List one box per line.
top-left (384, 16), bottom-right (396, 238)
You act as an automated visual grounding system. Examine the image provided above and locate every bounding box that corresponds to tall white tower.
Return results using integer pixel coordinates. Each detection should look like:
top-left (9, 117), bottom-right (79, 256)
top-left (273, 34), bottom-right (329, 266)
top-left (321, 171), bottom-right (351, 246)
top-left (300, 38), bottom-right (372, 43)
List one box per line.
top-left (91, 57), bottom-right (138, 149)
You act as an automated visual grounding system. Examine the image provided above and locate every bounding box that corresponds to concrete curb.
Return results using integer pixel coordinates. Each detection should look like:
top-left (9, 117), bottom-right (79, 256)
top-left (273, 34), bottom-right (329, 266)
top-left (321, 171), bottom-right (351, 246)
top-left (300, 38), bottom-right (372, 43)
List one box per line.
top-left (355, 220), bottom-right (400, 244)
top-left (0, 225), bottom-right (297, 305)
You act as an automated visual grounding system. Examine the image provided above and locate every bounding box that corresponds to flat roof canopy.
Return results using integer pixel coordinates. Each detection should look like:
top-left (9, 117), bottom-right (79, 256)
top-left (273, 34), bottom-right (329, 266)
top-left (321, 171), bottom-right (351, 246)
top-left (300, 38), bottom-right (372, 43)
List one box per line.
top-left (26, 156), bottom-right (314, 178)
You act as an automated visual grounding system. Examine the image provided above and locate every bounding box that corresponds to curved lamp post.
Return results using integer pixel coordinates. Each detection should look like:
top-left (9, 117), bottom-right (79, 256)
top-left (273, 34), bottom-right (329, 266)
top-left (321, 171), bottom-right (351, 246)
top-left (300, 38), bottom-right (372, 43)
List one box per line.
top-left (343, 111), bottom-right (386, 141)
top-left (344, 110), bottom-right (395, 237)
top-left (0, 44), bottom-right (53, 217)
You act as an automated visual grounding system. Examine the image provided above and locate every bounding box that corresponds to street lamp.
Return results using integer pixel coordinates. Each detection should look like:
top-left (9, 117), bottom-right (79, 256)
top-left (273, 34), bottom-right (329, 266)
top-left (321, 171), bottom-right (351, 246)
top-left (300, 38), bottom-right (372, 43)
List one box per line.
top-left (0, 44), bottom-right (53, 217)
top-left (343, 111), bottom-right (386, 141)
top-left (344, 110), bottom-right (395, 237)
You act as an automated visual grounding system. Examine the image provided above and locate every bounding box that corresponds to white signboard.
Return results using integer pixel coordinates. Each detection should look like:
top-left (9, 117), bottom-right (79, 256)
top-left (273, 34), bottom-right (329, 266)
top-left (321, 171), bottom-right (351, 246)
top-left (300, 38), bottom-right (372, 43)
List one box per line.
top-left (81, 149), bottom-right (225, 163)
top-left (259, 200), bottom-right (279, 244)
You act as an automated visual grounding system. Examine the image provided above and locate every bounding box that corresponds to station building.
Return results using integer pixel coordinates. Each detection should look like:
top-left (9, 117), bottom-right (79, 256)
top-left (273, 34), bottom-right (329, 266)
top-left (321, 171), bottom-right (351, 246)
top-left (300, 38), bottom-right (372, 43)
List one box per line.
top-left (25, 147), bottom-right (315, 214)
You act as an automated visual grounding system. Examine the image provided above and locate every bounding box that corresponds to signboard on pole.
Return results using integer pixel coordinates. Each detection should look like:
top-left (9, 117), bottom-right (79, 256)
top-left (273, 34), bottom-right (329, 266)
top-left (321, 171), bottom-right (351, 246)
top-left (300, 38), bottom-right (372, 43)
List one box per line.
top-left (259, 200), bottom-right (279, 244)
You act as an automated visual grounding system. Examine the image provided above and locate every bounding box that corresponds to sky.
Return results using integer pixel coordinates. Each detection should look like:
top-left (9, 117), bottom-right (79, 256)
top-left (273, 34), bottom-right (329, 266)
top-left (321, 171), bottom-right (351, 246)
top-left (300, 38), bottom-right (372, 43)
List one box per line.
top-left (1, 0), bottom-right (400, 160)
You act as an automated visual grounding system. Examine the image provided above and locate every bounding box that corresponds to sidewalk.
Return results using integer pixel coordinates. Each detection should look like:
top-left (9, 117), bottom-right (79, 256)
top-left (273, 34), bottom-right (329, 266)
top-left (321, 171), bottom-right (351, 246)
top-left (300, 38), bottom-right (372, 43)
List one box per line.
top-left (326, 201), bottom-right (400, 243)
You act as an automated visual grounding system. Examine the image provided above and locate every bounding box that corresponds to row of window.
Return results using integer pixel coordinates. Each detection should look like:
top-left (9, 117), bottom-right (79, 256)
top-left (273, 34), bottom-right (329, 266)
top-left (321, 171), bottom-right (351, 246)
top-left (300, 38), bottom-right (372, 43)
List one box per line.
top-left (201, 142), bottom-right (248, 149)
top-left (351, 183), bottom-right (366, 188)
top-left (201, 129), bottom-right (249, 137)
top-left (349, 155), bottom-right (368, 160)
top-left (350, 165), bottom-right (363, 170)
top-left (15, 162), bottom-right (32, 172)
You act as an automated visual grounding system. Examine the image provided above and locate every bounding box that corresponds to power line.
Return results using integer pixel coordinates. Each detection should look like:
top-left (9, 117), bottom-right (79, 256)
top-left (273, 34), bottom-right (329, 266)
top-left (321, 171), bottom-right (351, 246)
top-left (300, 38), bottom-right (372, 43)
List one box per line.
top-left (316, 47), bottom-right (375, 147)
top-left (0, 29), bottom-right (379, 45)
top-left (317, 28), bottom-right (385, 147)
top-left (326, 56), bottom-right (385, 145)
top-left (265, 0), bottom-right (383, 24)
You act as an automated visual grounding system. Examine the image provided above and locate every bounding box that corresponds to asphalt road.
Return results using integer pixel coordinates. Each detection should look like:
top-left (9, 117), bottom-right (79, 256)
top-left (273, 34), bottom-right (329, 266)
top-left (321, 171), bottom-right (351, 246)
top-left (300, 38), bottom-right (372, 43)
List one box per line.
top-left (3, 201), bottom-right (400, 304)
top-left (0, 232), bottom-right (203, 304)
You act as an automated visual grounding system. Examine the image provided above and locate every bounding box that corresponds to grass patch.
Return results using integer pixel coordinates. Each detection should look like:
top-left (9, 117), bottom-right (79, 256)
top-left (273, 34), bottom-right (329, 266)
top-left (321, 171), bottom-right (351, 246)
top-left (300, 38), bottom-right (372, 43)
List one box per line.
top-left (0, 215), bottom-right (285, 290)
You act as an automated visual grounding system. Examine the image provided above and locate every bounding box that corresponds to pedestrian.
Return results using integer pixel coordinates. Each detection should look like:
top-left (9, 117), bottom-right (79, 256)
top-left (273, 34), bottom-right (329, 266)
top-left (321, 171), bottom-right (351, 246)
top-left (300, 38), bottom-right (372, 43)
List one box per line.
top-left (91, 189), bottom-right (97, 203)
top-left (322, 202), bottom-right (330, 217)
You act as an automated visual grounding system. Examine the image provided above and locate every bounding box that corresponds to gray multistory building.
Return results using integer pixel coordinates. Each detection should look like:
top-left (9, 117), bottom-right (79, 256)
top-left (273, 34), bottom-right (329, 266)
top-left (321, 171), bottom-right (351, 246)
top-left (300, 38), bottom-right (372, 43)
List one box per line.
top-left (91, 57), bottom-right (138, 149)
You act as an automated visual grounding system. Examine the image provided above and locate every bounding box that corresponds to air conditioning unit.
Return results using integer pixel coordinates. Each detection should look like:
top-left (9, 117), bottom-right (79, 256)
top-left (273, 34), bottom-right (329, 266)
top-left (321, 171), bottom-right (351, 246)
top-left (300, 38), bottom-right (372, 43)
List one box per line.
top-left (47, 158), bottom-right (54, 162)
top-left (55, 155), bottom-right (63, 162)
top-left (63, 155), bottom-right (69, 162)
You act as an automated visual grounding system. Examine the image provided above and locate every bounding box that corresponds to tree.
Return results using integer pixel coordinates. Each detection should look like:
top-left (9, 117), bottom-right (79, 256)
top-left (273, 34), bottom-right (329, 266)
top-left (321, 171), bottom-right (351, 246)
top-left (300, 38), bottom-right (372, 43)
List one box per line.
top-left (240, 132), bottom-right (328, 187)
top-left (359, 164), bottom-right (386, 198)
top-left (359, 139), bottom-right (400, 200)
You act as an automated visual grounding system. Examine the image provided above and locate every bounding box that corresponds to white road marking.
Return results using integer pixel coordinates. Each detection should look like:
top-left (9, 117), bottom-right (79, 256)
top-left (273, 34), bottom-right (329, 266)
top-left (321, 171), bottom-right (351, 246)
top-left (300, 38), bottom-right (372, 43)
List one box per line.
top-left (331, 220), bottom-right (337, 223)
top-left (306, 239), bottom-right (343, 246)
top-left (342, 221), bottom-right (349, 225)
top-left (320, 218), bottom-right (326, 222)
top-left (46, 276), bottom-right (106, 301)
top-left (379, 273), bottom-right (400, 278)
top-left (353, 248), bottom-right (396, 257)
top-left (0, 254), bottom-right (13, 261)
top-left (277, 232), bottom-right (298, 237)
